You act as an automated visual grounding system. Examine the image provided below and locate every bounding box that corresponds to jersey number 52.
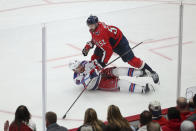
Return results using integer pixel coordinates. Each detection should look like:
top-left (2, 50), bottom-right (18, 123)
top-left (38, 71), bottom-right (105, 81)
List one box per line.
top-left (107, 26), bottom-right (117, 35)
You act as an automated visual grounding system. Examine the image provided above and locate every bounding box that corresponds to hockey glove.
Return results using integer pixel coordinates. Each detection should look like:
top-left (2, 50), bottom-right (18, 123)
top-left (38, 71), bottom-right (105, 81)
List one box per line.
top-left (82, 47), bottom-right (89, 56)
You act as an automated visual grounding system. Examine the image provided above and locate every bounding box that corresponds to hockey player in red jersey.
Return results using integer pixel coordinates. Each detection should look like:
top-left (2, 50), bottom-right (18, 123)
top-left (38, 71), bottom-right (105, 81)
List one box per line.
top-left (82, 15), bottom-right (159, 84)
top-left (69, 60), bottom-right (155, 94)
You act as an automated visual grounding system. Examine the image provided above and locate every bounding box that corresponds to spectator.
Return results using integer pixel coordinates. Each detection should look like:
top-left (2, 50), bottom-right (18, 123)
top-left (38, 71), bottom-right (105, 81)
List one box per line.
top-left (8, 105), bottom-right (35, 131)
top-left (180, 120), bottom-right (195, 131)
top-left (46, 111), bottom-right (68, 131)
top-left (77, 108), bottom-right (105, 131)
top-left (147, 121), bottom-right (161, 131)
top-left (106, 105), bottom-right (133, 131)
top-left (177, 97), bottom-right (191, 121)
top-left (148, 101), bottom-right (168, 126)
top-left (162, 107), bottom-right (181, 131)
top-left (138, 110), bottom-right (152, 131)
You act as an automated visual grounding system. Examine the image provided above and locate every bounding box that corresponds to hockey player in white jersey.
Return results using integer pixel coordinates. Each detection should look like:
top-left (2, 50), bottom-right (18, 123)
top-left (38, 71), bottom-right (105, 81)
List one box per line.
top-left (69, 60), bottom-right (154, 94)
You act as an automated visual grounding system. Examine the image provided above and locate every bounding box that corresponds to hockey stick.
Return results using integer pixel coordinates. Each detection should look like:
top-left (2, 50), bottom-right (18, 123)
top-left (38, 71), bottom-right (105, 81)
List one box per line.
top-left (62, 78), bottom-right (94, 119)
top-left (103, 41), bottom-right (143, 69)
top-left (62, 41), bottom-right (143, 119)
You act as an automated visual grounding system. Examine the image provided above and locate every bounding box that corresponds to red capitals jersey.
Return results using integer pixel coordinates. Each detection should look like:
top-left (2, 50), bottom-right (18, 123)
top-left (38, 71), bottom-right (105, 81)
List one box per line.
top-left (85, 22), bottom-right (122, 64)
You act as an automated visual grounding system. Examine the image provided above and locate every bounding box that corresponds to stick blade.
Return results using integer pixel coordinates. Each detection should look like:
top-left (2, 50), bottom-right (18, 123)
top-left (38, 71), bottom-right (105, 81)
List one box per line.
top-left (62, 114), bottom-right (66, 119)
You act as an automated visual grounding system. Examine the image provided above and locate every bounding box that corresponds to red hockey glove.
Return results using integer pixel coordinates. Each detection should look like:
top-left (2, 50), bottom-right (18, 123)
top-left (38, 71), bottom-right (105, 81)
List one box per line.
top-left (82, 41), bottom-right (94, 56)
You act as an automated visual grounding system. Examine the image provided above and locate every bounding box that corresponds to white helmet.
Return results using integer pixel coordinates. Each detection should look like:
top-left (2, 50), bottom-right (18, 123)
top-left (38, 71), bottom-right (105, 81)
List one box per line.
top-left (68, 60), bottom-right (81, 70)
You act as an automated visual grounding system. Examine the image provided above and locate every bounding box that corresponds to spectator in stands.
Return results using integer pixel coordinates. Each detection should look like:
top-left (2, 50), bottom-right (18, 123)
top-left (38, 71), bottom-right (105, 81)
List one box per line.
top-left (77, 108), bottom-right (105, 131)
top-left (8, 105), bottom-right (36, 131)
top-left (106, 105), bottom-right (133, 131)
top-left (147, 121), bottom-right (161, 131)
top-left (177, 97), bottom-right (191, 121)
top-left (46, 111), bottom-right (68, 131)
top-left (180, 120), bottom-right (195, 131)
top-left (138, 110), bottom-right (152, 131)
top-left (148, 100), bottom-right (168, 126)
top-left (162, 107), bottom-right (181, 131)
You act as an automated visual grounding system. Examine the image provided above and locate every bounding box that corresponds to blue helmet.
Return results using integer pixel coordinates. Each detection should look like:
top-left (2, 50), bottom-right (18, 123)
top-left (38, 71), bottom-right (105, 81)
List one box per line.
top-left (86, 15), bottom-right (98, 25)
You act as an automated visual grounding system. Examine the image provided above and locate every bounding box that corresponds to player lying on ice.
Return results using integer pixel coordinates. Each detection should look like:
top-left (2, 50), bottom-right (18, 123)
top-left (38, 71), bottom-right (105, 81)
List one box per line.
top-left (82, 15), bottom-right (160, 84)
top-left (69, 60), bottom-right (155, 94)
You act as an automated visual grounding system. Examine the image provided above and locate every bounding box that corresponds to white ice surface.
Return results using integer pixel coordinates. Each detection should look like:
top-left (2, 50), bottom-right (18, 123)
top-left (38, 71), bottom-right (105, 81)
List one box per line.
top-left (0, 0), bottom-right (196, 130)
